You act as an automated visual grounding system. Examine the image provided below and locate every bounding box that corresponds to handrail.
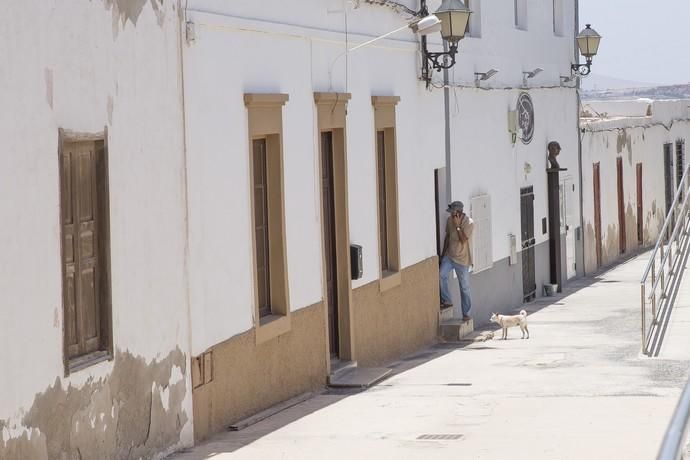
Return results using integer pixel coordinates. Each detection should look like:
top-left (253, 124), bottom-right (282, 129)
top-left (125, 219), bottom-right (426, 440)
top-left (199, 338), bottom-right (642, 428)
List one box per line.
top-left (642, 162), bottom-right (690, 281)
top-left (640, 161), bottom-right (690, 355)
top-left (649, 191), bottom-right (690, 295)
top-left (657, 376), bottom-right (690, 459)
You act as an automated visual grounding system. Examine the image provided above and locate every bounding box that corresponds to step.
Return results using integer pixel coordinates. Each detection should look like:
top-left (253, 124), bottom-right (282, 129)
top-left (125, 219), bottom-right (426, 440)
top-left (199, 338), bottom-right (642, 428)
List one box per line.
top-left (228, 391), bottom-right (314, 431)
top-left (329, 359), bottom-right (357, 377)
top-left (439, 306), bottom-right (454, 323)
top-left (439, 318), bottom-right (475, 342)
top-left (328, 366), bottom-right (392, 388)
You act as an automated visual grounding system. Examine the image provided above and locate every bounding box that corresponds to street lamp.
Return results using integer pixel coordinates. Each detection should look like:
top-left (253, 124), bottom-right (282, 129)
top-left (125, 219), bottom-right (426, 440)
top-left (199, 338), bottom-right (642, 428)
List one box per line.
top-left (418, 0), bottom-right (471, 85)
top-left (571, 24), bottom-right (602, 76)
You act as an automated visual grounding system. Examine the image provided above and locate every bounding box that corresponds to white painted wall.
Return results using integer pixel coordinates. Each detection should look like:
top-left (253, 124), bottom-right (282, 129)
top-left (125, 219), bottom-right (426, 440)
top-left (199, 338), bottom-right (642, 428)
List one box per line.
top-left (448, 88), bottom-right (580, 261)
top-left (581, 100), bottom-right (690, 272)
top-left (184, 1), bottom-right (446, 354)
top-left (0, 0), bottom-right (193, 451)
top-left (445, 0), bottom-right (579, 255)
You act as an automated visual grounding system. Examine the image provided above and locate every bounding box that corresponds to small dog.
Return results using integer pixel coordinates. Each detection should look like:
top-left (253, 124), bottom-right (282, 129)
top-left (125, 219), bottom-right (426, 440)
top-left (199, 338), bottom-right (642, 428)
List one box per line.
top-left (490, 310), bottom-right (529, 340)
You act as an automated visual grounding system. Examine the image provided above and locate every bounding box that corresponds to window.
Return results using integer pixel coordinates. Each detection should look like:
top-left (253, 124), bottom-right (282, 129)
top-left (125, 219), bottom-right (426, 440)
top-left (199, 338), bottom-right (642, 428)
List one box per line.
top-left (245, 93), bottom-right (291, 343)
top-left (372, 96), bottom-right (401, 291)
top-left (59, 129), bottom-right (113, 374)
top-left (677, 139), bottom-right (686, 188)
top-left (514, 0), bottom-right (527, 30)
top-left (465, 0), bottom-right (481, 38)
top-left (552, 0), bottom-right (564, 36)
top-left (376, 131), bottom-right (389, 271)
top-left (252, 139), bottom-right (271, 318)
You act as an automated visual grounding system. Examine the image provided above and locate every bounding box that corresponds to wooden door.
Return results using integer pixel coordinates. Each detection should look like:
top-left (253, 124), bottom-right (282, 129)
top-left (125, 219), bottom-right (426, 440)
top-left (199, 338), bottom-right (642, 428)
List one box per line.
top-left (637, 163), bottom-right (643, 245)
top-left (520, 186), bottom-right (536, 302)
top-left (617, 157), bottom-right (626, 254)
top-left (593, 162), bottom-right (602, 268)
top-left (61, 142), bottom-right (101, 356)
top-left (321, 132), bottom-right (339, 356)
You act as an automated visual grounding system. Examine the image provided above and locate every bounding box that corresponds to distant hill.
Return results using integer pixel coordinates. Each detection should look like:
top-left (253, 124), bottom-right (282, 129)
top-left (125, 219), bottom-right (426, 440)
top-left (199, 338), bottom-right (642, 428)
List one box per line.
top-left (582, 83), bottom-right (690, 101)
top-left (581, 74), bottom-right (657, 91)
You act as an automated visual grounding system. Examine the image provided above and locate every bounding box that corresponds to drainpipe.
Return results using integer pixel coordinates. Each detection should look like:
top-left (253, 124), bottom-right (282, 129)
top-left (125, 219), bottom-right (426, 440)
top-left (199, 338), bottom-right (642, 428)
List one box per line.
top-left (575, 0), bottom-right (586, 276)
top-left (178, 0), bottom-right (195, 383)
top-left (443, 42), bottom-right (452, 200)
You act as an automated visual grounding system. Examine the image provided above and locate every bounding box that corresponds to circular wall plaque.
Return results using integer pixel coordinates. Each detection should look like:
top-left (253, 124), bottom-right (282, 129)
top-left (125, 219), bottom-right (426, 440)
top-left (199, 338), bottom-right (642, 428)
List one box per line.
top-left (517, 92), bottom-right (535, 144)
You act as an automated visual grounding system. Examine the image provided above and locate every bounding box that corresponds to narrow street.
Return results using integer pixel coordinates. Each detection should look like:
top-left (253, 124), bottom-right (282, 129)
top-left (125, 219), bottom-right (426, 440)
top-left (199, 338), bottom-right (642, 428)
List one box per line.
top-left (170, 251), bottom-right (690, 460)
top-left (172, 254), bottom-right (689, 460)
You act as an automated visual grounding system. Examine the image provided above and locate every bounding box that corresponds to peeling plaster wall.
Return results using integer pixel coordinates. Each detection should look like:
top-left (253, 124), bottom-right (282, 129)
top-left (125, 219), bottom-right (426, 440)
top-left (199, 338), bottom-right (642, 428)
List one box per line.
top-left (581, 108), bottom-right (690, 274)
top-left (0, 1), bottom-right (193, 458)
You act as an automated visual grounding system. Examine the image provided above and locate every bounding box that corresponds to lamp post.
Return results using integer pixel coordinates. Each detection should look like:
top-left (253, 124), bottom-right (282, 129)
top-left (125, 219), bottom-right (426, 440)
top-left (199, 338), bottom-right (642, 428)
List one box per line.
top-left (418, 0), bottom-right (471, 86)
top-left (571, 24), bottom-right (602, 76)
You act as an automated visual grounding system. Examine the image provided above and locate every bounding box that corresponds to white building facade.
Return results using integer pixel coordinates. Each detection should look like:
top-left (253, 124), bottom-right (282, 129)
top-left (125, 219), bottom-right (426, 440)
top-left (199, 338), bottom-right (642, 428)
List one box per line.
top-left (438, 0), bottom-right (583, 322)
top-left (580, 99), bottom-right (690, 272)
top-left (0, 1), bottom-right (193, 459)
top-left (1, 0), bottom-right (594, 456)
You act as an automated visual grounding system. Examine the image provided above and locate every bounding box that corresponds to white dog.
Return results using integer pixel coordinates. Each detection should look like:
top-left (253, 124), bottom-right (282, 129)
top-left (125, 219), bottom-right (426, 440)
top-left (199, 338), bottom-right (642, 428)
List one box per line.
top-left (490, 310), bottom-right (529, 340)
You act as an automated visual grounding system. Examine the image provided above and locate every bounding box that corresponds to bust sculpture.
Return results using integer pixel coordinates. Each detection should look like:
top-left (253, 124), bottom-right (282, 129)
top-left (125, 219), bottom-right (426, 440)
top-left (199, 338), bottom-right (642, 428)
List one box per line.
top-left (547, 141), bottom-right (561, 169)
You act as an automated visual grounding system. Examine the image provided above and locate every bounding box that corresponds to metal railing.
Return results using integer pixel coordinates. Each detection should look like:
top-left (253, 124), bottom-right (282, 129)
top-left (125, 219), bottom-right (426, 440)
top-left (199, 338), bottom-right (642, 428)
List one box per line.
top-left (658, 376), bottom-right (690, 459)
top-left (640, 163), bottom-right (690, 356)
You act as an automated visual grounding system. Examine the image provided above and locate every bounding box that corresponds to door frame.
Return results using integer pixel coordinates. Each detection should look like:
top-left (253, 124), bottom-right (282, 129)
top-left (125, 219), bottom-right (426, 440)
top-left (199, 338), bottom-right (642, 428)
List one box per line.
top-left (636, 163), bottom-right (643, 246)
top-left (314, 93), bottom-right (355, 366)
top-left (562, 176), bottom-right (576, 279)
top-left (520, 186), bottom-right (536, 302)
top-left (593, 162), bottom-right (602, 268)
top-left (616, 157), bottom-right (626, 254)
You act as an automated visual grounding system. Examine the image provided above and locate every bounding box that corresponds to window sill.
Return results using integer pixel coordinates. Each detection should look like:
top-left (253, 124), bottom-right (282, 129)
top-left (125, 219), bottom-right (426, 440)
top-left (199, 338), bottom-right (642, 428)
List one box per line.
top-left (66, 350), bottom-right (112, 376)
top-left (256, 313), bottom-right (291, 345)
top-left (379, 270), bottom-right (402, 293)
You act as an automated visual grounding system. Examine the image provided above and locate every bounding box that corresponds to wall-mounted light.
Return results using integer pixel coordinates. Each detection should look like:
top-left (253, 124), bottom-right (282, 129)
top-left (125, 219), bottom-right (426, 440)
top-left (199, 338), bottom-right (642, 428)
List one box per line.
top-left (571, 24), bottom-right (602, 76)
top-left (415, 0), bottom-right (472, 87)
top-left (474, 69), bottom-right (499, 87)
top-left (522, 67), bottom-right (543, 86)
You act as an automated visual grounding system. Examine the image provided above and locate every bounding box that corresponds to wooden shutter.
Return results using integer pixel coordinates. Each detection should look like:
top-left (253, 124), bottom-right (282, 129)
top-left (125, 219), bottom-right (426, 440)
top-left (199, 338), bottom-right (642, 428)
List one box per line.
top-left (60, 138), bottom-right (106, 361)
top-left (253, 139), bottom-right (271, 317)
top-left (376, 130), bottom-right (389, 272)
top-left (61, 143), bottom-right (79, 358)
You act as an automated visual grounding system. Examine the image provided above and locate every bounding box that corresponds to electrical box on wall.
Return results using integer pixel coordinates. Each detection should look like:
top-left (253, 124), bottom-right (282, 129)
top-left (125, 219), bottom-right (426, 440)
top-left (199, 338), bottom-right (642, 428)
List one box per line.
top-left (350, 244), bottom-right (363, 280)
top-left (507, 110), bottom-right (518, 143)
top-left (508, 233), bottom-right (518, 265)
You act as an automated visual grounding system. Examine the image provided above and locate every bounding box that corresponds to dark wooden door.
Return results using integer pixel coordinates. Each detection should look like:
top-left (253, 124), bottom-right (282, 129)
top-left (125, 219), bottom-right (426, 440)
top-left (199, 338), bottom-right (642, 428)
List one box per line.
top-left (593, 162), bottom-right (602, 268)
top-left (61, 142), bottom-right (101, 356)
top-left (617, 157), bottom-right (626, 254)
top-left (637, 163), bottom-right (643, 245)
top-left (664, 144), bottom-right (673, 216)
top-left (321, 132), bottom-right (339, 356)
top-left (520, 186), bottom-right (536, 302)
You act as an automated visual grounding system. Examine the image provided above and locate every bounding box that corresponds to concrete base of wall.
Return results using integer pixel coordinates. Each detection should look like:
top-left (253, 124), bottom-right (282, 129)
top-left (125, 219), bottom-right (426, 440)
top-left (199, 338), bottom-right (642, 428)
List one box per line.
top-left (191, 302), bottom-right (327, 442)
top-left (470, 256), bottom-right (523, 328)
top-left (351, 256), bottom-right (439, 367)
top-left (469, 240), bottom-right (567, 328)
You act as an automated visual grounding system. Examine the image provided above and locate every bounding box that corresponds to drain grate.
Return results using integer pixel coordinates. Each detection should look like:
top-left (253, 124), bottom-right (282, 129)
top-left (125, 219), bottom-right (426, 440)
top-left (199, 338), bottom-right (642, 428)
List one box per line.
top-left (417, 434), bottom-right (463, 440)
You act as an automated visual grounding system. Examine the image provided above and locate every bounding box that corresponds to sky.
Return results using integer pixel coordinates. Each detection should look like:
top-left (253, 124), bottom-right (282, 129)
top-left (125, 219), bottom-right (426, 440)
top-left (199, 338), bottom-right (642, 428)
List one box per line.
top-left (579, 0), bottom-right (690, 86)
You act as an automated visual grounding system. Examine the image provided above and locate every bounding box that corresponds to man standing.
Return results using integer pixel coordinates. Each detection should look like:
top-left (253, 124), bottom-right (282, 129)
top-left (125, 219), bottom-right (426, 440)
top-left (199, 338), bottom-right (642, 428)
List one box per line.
top-left (440, 201), bottom-right (475, 321)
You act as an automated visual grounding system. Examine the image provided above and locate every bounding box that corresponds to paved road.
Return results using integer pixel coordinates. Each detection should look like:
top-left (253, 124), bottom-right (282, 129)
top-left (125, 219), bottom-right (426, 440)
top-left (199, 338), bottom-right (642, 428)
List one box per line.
top-left (170, 252), bottom-right (690, 460)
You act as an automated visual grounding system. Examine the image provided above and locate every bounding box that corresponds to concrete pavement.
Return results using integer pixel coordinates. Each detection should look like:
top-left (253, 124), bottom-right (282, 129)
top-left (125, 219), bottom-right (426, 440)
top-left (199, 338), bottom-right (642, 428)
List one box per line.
top-left (169, 251), bottom-right (690, 460)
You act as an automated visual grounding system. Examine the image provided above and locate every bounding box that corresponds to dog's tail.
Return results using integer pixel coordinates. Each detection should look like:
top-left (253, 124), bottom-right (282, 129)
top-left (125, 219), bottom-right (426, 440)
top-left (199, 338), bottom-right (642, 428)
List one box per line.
top-left (520, 310), bottom-right (527, 317)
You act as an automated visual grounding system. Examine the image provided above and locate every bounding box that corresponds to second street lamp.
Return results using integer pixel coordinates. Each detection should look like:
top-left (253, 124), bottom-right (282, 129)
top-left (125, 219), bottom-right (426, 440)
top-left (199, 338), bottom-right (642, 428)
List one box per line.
top-left (571, 24), bottom-right (602, 76)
